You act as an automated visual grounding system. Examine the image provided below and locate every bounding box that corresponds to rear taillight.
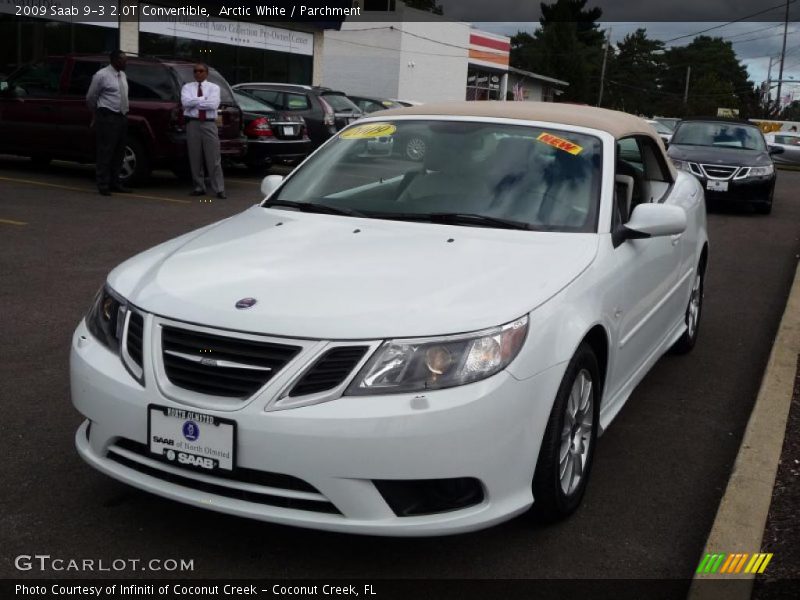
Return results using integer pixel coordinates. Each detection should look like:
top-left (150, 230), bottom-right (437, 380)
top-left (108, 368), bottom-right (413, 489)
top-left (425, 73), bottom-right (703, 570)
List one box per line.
top-left (319, 96), bottom-right (335, 127)
top-left (245, 117), bottom-right (274, 137)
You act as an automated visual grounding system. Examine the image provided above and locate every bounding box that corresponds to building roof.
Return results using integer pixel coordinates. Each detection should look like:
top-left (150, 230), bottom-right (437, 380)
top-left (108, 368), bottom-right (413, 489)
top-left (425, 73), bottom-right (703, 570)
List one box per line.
top-left (508, 67), bottom-right (569, 87)
top-left (379, 101), bottom-right (662, 140)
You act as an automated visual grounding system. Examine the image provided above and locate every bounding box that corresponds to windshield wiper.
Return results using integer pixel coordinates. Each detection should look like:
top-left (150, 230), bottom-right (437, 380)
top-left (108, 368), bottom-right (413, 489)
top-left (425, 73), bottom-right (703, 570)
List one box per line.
top-left (370, 211), bottom-right (533, 230)
top-left (265, 199), bottom-right (367, 218)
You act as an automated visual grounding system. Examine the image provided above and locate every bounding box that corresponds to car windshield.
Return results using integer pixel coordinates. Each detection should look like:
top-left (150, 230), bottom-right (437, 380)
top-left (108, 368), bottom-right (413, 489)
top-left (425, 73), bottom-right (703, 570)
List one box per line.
top-left (267, 120), bottom-right (603, 233)
top-left (234, 90), bottom-right (276, 112)
top-left (321, 92), bottom-right (360, 112)
top-left (671, 122), bottom-right (766, 151)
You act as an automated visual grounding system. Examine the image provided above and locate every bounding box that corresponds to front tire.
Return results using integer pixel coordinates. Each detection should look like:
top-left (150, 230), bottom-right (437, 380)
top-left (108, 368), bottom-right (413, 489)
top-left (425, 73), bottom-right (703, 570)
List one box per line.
top-left (532, 342), bottom-right (600, 523)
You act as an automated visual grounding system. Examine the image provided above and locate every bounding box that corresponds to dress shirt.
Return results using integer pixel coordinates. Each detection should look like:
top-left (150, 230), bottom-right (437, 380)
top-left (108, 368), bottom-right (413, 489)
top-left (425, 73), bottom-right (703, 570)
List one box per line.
top-left (86, 65), bottom-right (129, 114)
top-left (181, 81), bottom-right (221, 119)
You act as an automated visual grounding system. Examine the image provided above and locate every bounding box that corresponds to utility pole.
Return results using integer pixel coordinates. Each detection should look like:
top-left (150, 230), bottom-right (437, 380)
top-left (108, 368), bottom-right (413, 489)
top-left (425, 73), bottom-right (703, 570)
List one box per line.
top-left (597, 28), bottom-right (611, 107)
top-left (776, 0), bottom-right (790, 115)
top-left (683, 65), bottom-right (691, 109)
top-left (766, 56), bottom-right (774, 114)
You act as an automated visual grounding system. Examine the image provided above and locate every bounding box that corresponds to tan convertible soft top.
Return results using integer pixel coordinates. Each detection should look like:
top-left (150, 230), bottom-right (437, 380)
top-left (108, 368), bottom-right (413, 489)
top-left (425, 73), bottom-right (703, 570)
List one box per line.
top-left (379, 101), bottom-right (660, 142)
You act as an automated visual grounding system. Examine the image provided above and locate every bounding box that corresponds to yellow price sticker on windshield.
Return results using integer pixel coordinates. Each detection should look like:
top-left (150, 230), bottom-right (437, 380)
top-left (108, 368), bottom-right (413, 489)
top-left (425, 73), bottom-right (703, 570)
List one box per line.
top-left (536, 132), bottom-right (584, 155)
top-left (340, 123), bottom-right (397, 139)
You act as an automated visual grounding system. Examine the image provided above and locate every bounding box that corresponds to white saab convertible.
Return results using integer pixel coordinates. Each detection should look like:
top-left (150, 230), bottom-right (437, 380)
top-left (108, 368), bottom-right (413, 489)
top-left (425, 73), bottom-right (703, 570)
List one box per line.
top-left (72, 103), bottom-right (708, 535)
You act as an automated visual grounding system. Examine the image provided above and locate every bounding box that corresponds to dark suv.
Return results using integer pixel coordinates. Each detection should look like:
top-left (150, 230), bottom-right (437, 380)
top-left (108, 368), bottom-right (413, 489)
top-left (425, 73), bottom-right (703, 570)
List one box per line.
top-left (0, 55), bottom-right (245, 184)
top-left (232, 83), bottom-right (362, 148)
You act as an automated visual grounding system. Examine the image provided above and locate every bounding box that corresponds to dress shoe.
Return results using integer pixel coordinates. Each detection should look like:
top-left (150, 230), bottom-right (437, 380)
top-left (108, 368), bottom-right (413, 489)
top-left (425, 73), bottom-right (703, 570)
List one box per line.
top-left (189, 190), bottom-right (206, 196)
top-left (216, 192), bottom-right (227, 199)
top-left (110, 185), bottom-right (132, 193)
top-left (98, 188), bottom-right (111, 196)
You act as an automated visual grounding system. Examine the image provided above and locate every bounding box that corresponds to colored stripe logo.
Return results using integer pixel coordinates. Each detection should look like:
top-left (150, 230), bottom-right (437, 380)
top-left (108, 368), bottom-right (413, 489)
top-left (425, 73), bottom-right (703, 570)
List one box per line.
top-left (696, 553), bottom-right (773, 574)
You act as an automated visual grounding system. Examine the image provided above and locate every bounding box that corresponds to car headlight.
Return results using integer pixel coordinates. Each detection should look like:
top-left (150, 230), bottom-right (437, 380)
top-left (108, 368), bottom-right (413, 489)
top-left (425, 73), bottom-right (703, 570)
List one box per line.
top-left (748, 165), bottom-right (774, 177)
top-left (671, 159), bottom-right (690, 171)
top-left (86, 285), bottom-right (127, 351)
top-left (345, 316), bottom-right (529, 395)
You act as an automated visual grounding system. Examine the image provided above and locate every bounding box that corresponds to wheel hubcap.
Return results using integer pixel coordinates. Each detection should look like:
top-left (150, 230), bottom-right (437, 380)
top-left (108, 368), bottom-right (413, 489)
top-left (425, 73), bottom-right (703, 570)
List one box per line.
top-left (559, 369), bottom-right (594, 496)
top-left (120, 146), bottom-right (136, 180)
top-left (406, 138), bottom-right (425, 160)
top-left (687, 273), bottom-right (702, 338)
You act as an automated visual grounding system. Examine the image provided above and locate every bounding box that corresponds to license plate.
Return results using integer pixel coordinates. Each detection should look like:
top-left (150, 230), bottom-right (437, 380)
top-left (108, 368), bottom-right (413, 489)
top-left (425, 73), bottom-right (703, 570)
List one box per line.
top-left (282, 126), bottom-right (295, 136)
top-left (148, 405), bottom-right (235, 472)
top-left (706, 180), bottom-right (728, 192)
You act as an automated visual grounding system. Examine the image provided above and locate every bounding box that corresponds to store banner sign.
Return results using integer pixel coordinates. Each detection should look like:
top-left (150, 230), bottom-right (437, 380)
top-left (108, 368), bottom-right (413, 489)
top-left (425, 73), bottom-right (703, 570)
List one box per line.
top-left (1, 0), bottom-right (117, 28)
top-left (140, 16), bottom-right (314, 56)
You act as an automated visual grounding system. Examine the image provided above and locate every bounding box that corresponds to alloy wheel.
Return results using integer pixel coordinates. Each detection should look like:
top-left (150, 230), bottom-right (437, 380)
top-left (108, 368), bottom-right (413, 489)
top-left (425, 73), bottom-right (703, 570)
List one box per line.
top-left (559, 369), bottom-right (594, 496)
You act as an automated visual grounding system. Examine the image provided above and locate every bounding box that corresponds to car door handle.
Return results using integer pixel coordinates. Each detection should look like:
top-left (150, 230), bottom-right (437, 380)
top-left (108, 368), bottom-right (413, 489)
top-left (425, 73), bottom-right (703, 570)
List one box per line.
top-left (671, 234), bottom-right (682, 246)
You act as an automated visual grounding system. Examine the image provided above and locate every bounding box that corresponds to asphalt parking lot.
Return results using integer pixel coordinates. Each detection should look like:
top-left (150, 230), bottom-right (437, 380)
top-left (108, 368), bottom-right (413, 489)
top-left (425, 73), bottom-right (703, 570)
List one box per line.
top-left (1, 157), bottom-right (799, 582)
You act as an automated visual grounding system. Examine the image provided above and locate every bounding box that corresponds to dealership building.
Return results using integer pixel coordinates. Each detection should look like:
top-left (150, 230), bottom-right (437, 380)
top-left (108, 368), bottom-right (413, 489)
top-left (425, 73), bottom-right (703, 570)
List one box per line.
top-left (0, 0), bottom-right (568, 100)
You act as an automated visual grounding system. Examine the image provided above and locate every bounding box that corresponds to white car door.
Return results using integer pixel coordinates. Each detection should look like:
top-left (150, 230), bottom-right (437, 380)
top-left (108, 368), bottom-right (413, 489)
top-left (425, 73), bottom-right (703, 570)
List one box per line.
top-left (604, 138), bottom-right (684, 401)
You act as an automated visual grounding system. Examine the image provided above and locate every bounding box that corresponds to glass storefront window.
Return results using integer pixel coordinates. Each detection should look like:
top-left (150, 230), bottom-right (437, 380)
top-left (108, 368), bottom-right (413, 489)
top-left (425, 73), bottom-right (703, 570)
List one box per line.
top-left (139, 32), bottom-right (313, 86)
top-left (466, 68), bottom-right (502, 101)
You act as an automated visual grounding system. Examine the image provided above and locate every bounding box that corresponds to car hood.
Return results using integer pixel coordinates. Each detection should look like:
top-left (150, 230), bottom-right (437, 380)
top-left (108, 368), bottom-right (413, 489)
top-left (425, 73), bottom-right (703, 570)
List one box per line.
top-left (109, 207), bottom-right (598, 340)
top-left (667, 144), bottom-right (771, 167)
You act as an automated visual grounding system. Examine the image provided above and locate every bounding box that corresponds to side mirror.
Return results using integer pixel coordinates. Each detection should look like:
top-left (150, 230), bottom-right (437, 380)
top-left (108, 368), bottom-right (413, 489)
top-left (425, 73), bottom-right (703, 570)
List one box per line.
top-left (769, 145), bottom-right (784, 155)
top-left (624, 204), bottom-right (687, 239)
top-left (260, 174), bottom-right (284, 198)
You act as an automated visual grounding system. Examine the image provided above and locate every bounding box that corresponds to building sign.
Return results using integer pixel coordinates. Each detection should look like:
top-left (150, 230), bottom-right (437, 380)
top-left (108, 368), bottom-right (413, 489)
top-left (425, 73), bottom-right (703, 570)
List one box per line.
top-left (468, 32), bottom-right (510, 70)
top-left (140, 10), bottom-right (313, 56)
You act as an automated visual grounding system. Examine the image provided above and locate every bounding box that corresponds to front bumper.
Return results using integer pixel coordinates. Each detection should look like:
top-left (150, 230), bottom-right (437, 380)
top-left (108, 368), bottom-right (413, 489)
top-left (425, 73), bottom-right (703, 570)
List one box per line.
top-left (697, 175), bottom-right (775, 204)
top-left (70, 318), bottom-right (563, 536)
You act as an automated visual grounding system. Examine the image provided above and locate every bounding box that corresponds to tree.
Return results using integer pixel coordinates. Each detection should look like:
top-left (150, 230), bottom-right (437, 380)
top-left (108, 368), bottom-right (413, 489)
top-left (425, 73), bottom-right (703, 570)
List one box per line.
top-left (510, 0), bottom-right (606, 104)
top-left (403, 0), bottom-right (443, 14)
top-left (604, 29), bottom-right (665, 114)
top-left (658, 36), bottom-right (758, 118)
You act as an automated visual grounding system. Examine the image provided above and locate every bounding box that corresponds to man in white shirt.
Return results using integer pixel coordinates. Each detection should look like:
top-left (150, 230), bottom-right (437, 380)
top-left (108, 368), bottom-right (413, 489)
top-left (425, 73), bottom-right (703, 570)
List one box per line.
top-left (86, 50), bottom-right (131, 195)
top-left (180, 63), bottom-right (226, 199)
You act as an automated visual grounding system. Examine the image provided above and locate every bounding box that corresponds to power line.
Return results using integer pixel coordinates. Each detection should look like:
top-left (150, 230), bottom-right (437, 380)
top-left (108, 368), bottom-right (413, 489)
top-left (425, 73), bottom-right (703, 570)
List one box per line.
top-left (661, 0), bottom-right (798, 44)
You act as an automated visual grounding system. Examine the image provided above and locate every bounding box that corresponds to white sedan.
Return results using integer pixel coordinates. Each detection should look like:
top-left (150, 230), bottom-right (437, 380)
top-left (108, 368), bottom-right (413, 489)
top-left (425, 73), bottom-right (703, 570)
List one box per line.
top-left (71, 103), bottom-right (708, 535)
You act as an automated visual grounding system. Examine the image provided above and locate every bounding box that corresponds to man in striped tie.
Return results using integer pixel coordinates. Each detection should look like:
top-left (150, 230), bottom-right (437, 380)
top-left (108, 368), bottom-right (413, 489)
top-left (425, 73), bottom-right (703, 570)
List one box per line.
top-left (180, 63), bottom-right (226, 199)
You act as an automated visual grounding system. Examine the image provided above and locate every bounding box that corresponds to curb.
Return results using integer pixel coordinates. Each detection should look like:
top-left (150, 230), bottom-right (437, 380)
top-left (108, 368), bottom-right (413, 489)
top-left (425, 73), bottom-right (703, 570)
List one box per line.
top-left (687, 261), bottom-right (800, 599)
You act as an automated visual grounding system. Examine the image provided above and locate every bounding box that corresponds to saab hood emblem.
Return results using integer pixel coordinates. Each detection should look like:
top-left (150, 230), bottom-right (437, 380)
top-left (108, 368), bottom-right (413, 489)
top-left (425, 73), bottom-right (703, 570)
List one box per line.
top-left (235, 297), bottom-right (257, 309)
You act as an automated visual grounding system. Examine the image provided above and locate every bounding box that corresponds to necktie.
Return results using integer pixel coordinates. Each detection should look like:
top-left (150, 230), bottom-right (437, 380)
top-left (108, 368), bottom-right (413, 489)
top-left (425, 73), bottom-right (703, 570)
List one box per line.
top-left (118, 72), bottom-right (129, 115)
top-left (197, 83), bottom-right (205, 121)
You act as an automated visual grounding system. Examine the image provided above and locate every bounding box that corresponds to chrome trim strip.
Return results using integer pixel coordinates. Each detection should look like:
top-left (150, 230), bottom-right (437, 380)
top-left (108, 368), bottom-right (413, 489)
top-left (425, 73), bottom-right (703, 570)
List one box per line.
top-left (163, 349), bottom-right (273, 372)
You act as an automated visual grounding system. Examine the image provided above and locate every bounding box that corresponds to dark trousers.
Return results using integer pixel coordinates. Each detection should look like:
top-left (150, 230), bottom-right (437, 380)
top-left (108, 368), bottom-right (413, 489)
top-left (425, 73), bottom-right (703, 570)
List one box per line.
top-left (95, 109), bottom-right (128, 190)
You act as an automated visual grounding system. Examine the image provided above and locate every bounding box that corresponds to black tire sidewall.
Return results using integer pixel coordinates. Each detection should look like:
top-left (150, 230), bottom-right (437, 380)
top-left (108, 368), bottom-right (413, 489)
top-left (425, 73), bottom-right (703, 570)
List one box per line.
top-left (532, 342), bottom-right (601, 520)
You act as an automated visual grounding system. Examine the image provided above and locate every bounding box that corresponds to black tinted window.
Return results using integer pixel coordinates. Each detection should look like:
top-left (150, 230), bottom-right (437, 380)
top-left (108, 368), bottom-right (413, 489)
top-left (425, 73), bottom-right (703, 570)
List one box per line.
top-left (67, 60), bottom-right (103, 96)
top-left (321, 93), bottom-right (359, 112)
top-left (126, 63), bottom-right (175, 100)
top-left (246, 89), bottom-right (283, 107)
top-left (9, 60), bottom-right (64, 96)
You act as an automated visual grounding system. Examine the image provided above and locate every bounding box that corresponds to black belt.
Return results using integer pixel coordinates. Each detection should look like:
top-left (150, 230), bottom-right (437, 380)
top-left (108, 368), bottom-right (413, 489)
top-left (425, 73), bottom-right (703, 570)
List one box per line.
top-left (185, 116), bottom-right (215, 122)
top-left (96, 107), bottom-right (125, 116)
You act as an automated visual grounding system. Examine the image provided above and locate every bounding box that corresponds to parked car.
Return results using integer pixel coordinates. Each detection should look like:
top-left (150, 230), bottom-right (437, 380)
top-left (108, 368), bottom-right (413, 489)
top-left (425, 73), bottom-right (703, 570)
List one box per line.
top-left (391, 98), bottom-right (424, 107)
top-left (0, 55), bottom-right (245, 184)
top-left (763, 131), bottom-right (800, 168)
top-left (646, 119), bottom-right (673, 145)
top-left (347, 95), bottom-right (405, 113)
top-left (233, 90), bottom-right (312, 172)
top-left (667, 117), bottom-right (781, 214)
top-left (71, 102), bottom-right (708, 535)
top-left (653, 116), bottom-right (680, 131)
top-left (232, 83), bottom-right (362, 149)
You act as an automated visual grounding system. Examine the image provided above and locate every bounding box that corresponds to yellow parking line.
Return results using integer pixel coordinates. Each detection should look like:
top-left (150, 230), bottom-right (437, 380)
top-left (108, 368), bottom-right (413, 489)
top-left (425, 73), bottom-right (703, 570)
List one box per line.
top-left (225, 177), bottom-right (261, 186)
top-left (0, 218), bottom-right (27, 226)
top-left (0, 176), bottom-right (191, 204)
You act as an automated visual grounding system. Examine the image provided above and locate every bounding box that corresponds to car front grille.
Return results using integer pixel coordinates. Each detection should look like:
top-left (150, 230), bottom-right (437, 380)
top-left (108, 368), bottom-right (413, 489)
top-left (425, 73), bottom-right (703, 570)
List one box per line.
top-left (161, 326), bottom-right (301, 398)
top-left (700, 164), bottom-right (739, 179)
top-left (126, 312), bottom-right (144, 368)
top-left (288, 346), bottom-right (369, 397)
top-left (107, 438), bottom-right (339, 513)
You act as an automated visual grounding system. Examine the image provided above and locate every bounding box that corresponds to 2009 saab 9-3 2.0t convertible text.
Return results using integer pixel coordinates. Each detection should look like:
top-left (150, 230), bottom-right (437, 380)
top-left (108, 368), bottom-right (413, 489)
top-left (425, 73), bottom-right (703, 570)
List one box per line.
top-left (71, 102), bottom-right (708, 536)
